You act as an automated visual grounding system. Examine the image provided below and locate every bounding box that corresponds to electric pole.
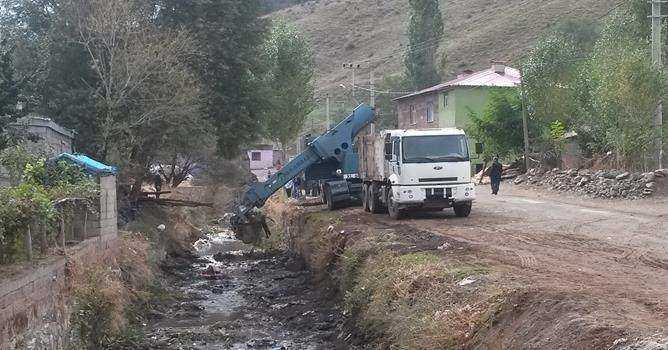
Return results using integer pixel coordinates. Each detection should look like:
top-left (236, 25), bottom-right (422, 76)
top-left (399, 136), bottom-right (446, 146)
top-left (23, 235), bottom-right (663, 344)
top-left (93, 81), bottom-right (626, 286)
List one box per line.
top-left (370, 68), bottom-right (375, 108)
top-left (651, 0), bottom-right (665, 168)
top-left (342, 63), bottom-right (361, 104)
top-left (326, 94), bottom-right (331, 130)
top-left (519, 68), bottom-right (530, 171)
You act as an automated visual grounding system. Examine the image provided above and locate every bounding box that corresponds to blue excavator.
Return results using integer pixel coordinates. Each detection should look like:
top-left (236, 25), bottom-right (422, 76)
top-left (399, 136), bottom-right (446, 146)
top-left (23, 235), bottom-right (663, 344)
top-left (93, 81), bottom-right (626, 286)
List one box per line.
top-left (231, 104), bottom-right (374, 242)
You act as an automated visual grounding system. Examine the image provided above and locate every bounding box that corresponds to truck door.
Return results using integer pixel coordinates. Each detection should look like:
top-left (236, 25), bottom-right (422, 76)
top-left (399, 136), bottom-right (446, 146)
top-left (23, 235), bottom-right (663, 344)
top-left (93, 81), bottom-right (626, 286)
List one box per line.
top-left (392, 138), bottom-right (401, 175)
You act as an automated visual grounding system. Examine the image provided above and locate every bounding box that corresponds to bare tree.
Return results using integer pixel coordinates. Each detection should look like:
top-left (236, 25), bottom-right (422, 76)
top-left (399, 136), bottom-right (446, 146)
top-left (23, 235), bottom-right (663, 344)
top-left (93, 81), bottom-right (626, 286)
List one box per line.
top-left (66, 0), bottom-right (203, 190)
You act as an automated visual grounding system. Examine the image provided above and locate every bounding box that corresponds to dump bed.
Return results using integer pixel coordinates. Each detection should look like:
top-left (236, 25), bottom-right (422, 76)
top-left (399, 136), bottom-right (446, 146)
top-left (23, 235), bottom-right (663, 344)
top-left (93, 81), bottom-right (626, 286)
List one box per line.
top-left (358, 130), bottom-right (387, 181)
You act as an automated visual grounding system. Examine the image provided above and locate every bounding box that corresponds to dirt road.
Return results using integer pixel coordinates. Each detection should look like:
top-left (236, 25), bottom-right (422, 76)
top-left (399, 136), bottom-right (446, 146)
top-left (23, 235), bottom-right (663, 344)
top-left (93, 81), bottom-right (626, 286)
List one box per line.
top-left (341, 184), bottom-right (667, 348)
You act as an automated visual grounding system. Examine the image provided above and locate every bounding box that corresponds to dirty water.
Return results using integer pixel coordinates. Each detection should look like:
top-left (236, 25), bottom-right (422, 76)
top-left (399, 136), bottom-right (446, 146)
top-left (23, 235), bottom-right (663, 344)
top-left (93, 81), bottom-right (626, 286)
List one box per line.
top-left (141, 226), bottom-right (347, 350)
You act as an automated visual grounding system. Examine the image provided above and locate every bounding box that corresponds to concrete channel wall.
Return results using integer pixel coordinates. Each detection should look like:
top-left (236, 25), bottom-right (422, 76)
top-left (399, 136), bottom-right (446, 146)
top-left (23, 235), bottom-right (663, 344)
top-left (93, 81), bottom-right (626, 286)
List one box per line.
top-left (0, 176), bottom-right (118, 350)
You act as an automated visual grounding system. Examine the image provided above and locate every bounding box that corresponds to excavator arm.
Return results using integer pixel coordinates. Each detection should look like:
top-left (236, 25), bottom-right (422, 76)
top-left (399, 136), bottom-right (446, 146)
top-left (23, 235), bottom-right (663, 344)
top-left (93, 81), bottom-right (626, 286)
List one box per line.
top-left (231, 104), bottom-right (375, 242)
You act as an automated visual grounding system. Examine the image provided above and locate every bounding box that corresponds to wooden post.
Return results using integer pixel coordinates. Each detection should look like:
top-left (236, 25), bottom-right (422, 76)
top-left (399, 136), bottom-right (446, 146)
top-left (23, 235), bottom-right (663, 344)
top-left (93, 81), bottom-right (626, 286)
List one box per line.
top-left (83, 209), bottom-right (88, 240)
top-left (61, 217), bottom-right (66, 250)
top-left (25, 225), bottom-right (33, 262)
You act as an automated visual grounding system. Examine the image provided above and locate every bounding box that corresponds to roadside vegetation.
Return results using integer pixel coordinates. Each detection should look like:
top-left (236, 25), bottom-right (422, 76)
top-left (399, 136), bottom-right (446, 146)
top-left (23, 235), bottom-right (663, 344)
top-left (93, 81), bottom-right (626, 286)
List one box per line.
top-left (68, 232), bottom-right (171, 350)
top-left (506, 0), bottom-right (666, 169)
top-left (0, 143), bottom-right (98, 264)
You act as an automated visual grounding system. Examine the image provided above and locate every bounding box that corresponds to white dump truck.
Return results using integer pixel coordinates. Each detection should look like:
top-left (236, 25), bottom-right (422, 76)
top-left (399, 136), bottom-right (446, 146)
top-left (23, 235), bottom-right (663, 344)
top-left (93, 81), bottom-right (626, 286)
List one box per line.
top-left (358, 128), bottom-right (477, 219)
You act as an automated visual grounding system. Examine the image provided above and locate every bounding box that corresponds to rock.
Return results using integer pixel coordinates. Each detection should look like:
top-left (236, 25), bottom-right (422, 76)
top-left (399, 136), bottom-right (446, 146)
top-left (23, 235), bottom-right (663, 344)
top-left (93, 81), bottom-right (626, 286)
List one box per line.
top-left (602, 172), bottom-right (616, 179)
top-left (654, 169), bottom-right (667, 177)
top-left (157, 224), bottom-right (166, 231)
top-left (513, 177), bottom-right (525, 185)
top-left (643, 173), bottom-right (656, 183)
top-left (567, 169), bottom-right (578, 176)
top-left (616, 172), bottom-right (630, 180)
top-left (458, 276), bottom-right (477, 286)
top-left (646, 182), bottom-right (657, 190)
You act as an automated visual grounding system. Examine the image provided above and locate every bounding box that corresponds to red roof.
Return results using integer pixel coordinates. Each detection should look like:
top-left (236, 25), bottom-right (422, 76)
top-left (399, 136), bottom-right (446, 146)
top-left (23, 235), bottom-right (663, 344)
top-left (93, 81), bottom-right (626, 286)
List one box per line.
top-left (395, 65), bottom-right (521, 101)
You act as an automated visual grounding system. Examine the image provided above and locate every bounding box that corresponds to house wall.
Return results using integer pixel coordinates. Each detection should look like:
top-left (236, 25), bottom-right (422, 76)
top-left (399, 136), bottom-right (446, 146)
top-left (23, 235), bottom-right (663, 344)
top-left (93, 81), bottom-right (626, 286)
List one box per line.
top-left (397, 93), bottom-right (440, 129)
top-left (247, 150), bottom-right (275, 170)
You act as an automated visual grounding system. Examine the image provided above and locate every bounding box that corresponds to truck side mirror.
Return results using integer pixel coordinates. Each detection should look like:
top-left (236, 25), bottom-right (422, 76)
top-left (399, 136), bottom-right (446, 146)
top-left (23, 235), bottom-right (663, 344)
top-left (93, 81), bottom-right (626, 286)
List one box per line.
top-left (475, 143), bottom-right (484, 154)
top-left (384, 142), bottom-right (392, 155)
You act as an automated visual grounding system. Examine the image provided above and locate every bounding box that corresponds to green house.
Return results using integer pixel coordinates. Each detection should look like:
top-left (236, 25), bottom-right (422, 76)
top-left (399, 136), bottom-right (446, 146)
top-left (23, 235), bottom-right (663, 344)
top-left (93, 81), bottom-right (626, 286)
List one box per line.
top-left (393, 64), bottom-right (521, 173)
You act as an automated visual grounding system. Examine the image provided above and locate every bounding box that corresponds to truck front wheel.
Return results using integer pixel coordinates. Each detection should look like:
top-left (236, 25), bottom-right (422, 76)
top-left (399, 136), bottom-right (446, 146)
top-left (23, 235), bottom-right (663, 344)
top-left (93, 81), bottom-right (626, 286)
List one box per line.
top-left (453, 202), bottom-right (472, 217)
top-left (387, 191), bottom-right (404, 220)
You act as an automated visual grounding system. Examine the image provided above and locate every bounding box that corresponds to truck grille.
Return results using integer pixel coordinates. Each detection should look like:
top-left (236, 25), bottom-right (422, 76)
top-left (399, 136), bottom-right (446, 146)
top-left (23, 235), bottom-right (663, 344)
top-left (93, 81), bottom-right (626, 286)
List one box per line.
top-left (419, 177), bottom-right (458, 183)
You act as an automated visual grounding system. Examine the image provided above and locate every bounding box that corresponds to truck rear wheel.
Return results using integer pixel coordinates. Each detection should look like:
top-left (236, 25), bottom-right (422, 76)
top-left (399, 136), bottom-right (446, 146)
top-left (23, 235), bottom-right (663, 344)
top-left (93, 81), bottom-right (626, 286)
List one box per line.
top-left (453, 202), bottom-right (472, 217)
top-left (387, 190), bottom-right (404, 220)
top-left (325, 186), bottom-right (337, 210)
top-left (368, 183), bottom-right (384, 214)
top-left (362, 183), bottom-right (370, 212)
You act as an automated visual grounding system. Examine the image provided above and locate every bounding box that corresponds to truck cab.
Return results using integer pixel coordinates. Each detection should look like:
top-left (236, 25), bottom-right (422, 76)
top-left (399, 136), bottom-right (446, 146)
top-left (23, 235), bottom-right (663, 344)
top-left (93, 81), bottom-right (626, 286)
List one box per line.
top-left (360, 128), bottom-right (476, 219)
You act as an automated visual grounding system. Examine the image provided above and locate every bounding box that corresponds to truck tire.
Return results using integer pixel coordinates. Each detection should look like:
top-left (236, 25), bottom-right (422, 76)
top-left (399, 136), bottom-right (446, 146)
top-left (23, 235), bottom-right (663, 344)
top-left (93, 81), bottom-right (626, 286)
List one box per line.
top-left (362, 183), bottom-right (370, 212)
top-left (453, 202), bottom-right (472, 217)
top-left (325, 186), bottom-right (337, 210)
top-left (387, 190), bottom-right (404, 220)
top-left (368, 183), bottom-right (384, 214)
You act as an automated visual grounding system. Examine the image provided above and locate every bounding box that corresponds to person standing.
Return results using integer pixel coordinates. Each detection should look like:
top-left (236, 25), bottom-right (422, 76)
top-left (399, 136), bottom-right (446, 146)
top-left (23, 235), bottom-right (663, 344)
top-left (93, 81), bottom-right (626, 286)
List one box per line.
top-left (292, 175), bottom-right (302, 199)
top-left (284, 178), bottom-right (293, 198)
top-left (490, 157), bottom-right (503, 195)
top-left (153, 173), bottom-right (163, 199)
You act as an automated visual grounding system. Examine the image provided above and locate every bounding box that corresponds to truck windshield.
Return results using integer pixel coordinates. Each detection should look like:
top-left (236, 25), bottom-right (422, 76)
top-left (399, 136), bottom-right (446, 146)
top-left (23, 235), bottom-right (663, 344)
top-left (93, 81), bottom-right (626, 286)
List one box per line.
top-left (402, 135), bottom-right (469, 163)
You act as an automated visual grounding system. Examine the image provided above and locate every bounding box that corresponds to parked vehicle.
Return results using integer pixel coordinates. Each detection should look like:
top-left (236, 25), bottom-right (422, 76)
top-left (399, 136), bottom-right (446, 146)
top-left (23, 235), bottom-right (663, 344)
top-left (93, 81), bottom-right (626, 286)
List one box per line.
top-left (358, 128), bottom-right (476, 219)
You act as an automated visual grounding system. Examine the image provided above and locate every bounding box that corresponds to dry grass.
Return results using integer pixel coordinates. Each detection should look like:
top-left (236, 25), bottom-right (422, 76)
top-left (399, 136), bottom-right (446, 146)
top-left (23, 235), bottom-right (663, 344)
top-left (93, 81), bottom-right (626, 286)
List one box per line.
top-left (67, 232), bottom-right (161, 349)
top-left (344, 251), bottom-right (503, 349)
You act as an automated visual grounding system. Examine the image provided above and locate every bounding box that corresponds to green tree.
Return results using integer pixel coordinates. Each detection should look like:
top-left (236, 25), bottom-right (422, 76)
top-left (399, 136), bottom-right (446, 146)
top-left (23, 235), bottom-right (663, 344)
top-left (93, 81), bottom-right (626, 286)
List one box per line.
top-left (405, 0), bottom-right (444, 90)
top-left (374, 74), bottom-right (410, 130)
top-left (155, 0), bottom-right (269, 158)
top-left (263, 20), bottom-right (315, 154)
top-left (467, 90), bottom-right (526, 160)
top-left (0, 37), bottom-right (20, 150)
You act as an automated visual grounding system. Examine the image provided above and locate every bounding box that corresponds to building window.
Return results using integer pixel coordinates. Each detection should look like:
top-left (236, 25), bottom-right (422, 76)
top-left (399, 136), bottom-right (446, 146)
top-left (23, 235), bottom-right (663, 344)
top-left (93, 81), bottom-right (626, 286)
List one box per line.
top-left (409, 105), bottom-right (416, 125)
top-left (426, 103), bottom-right (434, 123)
top-left (443, 93), bottom-right (449, 107)
top-left (251, 152), bottom-right (261, 161)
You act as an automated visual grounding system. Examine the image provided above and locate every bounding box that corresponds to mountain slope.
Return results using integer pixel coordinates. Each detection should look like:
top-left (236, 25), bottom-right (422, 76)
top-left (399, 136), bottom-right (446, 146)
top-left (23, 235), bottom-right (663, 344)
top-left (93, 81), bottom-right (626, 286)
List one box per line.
top-left (272, 0), bottom-right (619, 96)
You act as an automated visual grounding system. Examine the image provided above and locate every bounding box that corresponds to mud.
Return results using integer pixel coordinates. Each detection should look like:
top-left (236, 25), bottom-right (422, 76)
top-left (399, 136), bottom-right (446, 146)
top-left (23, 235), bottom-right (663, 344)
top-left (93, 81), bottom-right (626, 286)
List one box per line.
top-left (139, 226), bottom-right (347, 350)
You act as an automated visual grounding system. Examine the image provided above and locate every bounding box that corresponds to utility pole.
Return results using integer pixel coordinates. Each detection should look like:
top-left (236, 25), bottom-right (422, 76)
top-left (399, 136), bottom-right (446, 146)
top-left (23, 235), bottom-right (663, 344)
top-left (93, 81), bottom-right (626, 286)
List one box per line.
top-left (370, 68), bottom-right (375, 108)
top-left (326, 94), bottom-right (331, 130)
top-left (519, 68), bottom-right (531, 171)
top-left (651, 0), bottom-right (665, 168)
top-left (342, 63), bottom-right (361, 104)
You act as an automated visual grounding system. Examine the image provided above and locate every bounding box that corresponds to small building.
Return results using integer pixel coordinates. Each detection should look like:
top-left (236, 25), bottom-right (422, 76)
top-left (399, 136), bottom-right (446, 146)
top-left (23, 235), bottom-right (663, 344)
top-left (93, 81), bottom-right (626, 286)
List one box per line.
top-left (1, 115), bottom-right (76, 186)
top-left (8, 115), bottom-right (75, 154)
top-left (247, 145), bottom-right (284, 182)
top-left (394, 63), bottom-right (521, 173)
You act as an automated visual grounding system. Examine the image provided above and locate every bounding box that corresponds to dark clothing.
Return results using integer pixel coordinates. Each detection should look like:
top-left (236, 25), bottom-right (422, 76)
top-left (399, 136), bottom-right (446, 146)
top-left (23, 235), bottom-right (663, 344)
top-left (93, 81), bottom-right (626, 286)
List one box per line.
top-left (153, 174), bottom-right (163, 198)
top-left (490, 162), bottom-right (503, 195)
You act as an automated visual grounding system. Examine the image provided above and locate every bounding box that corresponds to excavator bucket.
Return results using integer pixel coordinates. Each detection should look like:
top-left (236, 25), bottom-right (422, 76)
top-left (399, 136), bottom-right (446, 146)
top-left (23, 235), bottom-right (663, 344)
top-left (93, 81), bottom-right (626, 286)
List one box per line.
top-left (230, 208), bottom-right (271, 245)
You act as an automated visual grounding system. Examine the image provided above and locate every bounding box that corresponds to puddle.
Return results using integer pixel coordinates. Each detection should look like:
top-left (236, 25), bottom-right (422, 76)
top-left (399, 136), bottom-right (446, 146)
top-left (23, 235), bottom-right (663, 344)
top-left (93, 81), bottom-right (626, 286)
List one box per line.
top-left (141, 225), bottom-right (346, 350)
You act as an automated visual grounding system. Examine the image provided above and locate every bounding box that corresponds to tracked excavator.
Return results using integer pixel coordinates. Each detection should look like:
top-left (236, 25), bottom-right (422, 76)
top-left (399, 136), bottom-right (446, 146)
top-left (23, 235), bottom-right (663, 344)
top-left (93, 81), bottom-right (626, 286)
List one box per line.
top-left (230, 104), bottom-right (375, 243)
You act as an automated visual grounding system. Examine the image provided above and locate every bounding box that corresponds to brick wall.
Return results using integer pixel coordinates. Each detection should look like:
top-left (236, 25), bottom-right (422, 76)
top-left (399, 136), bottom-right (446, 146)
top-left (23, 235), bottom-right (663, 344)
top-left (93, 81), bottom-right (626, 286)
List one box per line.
top-left (0, 176), bottom-right (118, 350)
top-left (397, 93), bottom-right (440, 129)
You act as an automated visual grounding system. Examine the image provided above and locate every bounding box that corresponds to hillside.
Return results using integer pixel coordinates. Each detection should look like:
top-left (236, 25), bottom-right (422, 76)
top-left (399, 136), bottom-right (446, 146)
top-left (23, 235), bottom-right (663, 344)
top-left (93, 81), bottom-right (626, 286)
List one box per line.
top-left (272, 0), bottom-right (619, 97)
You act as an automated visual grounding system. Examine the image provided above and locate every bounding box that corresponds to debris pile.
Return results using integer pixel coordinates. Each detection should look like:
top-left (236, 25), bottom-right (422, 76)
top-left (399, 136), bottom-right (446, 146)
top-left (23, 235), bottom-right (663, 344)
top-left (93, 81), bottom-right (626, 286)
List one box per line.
top-left (513, 168), bottom-right (667, 199)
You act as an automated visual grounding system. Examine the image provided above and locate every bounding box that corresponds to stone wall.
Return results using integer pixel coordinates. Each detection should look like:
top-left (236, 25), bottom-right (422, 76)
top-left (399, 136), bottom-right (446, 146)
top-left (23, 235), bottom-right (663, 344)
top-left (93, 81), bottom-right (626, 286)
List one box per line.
top-left (0, 176), bottom-right (118, 350)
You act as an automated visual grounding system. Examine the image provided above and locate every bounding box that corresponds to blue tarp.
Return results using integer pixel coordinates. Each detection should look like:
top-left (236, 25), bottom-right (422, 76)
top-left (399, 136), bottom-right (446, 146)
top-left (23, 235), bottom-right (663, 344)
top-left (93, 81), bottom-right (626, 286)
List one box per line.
top-left (51, 153), bottom-right (118, 176)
